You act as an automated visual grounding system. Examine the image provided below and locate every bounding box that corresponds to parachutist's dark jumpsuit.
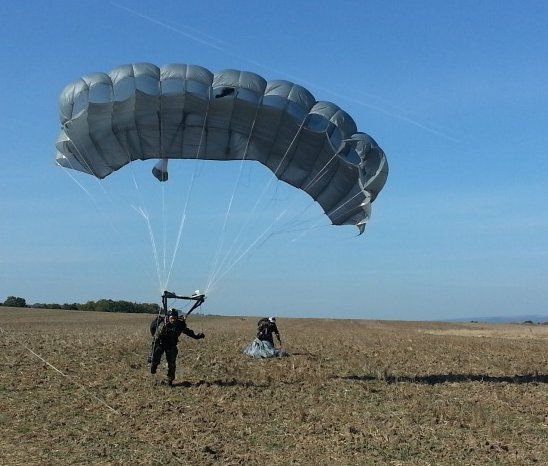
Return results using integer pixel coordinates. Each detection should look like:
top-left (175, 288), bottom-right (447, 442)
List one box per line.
top-left (257, 320), bottom-right (281, 346)
top-left (150, 318), bottom-right (202, 382)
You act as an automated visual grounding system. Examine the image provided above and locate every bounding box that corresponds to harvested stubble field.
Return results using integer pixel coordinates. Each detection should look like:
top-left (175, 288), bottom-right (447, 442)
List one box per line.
top-left (0, 308), bottom-right (546, 465)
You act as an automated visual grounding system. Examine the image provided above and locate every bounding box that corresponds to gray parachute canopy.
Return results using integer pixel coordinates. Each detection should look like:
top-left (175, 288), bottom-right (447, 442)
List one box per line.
top-left (56, 63), bottom-right (388, 233)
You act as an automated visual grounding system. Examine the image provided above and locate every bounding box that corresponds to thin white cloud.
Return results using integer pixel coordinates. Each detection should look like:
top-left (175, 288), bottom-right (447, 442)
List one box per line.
top-left (111, 2), bottom-right (459, 142)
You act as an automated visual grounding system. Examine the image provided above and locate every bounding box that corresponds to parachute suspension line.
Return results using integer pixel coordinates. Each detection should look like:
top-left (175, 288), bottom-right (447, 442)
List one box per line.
top-left (62, 124), bottom-right (112, 200)
top-left (205, 93), bottom-right (264, 293)
top-left (249, 131), bottom-right (349, 241)
top-left (155, 96), bottom-right (188, 289)
top-left (61, 125), bottom-right (90, 171)
top-left (207, 191), bottom-right (322, 292)
top-left (209, 131), bottom-right (354, 289)
top-left (261, 151), bottom-right (339, 237)
top-left (328, 190), bottom-right (369, 224)
top-left (59, 165), bottom-right (98, 204)
top-left (291, 189), bottom-right (365, 243)
top-left (270, 202), bottom-right (318, 234)
top-left (59, 145), bottom-right (158, 287)
top-left (303, 152), bottom-right (339, 191)
top-left (285, 166), bottom-right (362, 243)
top-left (65, 128), bottom-right (158, 254)
top-left (162, 156), bottom-right (199, 289)
top-left (123, 142), bottom-right (141, 192)
top-left (271, 150), bottom-right (340, 235)
top-left (165, 210), bottom-right (186, 289)
top-left (67, 126), bottom-right (155, 254)
top-left (210, 117), bottom-right (307, 292)
top-left (207, 205), bottom-right (293, 293)
top-left (208, 117), bottom-right (314, 288)
top-left (158, 96), bottom-right (168, 289)
top-left (164, 88), bottom-right (213, 289)
top-left (0, 326), bottom-right (120, 416)
top-left (208, 185), bottom-right (326, 292)
top-left (132, 205), bottom-right (164, 291)
top-left (118, 140), bottom-right (165, 291)
top-left (203, 158), bottom-right (245, 293)
top-left (161, 182), bottom-right (167, 289)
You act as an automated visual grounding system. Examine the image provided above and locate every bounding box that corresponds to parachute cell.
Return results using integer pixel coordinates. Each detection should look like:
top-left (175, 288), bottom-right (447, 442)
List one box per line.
top-left (56, 63), bottom-right (388, 232)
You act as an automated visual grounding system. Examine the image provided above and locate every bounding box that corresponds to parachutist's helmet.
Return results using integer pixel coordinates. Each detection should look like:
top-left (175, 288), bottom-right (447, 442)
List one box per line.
top-left (268, 317), bottom-right (276, 323)
top-left (169, 309), bottom-right (179, 318)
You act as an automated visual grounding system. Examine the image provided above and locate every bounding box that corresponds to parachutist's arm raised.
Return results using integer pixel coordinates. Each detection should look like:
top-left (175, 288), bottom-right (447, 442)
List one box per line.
top-left (178, 321), bottom-right (205, 340)
top-left (183, 327), bottom-right (205, 340)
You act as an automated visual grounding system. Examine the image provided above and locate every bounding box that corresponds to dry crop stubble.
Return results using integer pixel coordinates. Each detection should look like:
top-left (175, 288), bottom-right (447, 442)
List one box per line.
top-left (0, 308), bottom-right (546, 465)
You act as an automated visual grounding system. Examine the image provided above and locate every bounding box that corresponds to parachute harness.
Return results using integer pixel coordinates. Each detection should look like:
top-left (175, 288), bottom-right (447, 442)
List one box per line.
top-left (148, 290), bottom-right (206, 364)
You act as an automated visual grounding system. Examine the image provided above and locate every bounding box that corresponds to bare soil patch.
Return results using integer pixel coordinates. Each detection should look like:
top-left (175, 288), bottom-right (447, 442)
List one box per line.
top-left (1, 308), bottom-right (546, 465)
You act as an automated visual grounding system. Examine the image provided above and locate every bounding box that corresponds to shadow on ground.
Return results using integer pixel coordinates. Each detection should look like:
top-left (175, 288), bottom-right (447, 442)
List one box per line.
top-left (334, 373), bottom-right (548, 385)
top-left (171, 378), bottom-right (268, 388)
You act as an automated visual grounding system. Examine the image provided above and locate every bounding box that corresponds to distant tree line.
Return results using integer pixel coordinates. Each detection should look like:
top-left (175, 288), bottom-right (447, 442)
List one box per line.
top-left (1, 296), bottom-right (160, 314)
top-left (2, 296), bottom-right (26, 307)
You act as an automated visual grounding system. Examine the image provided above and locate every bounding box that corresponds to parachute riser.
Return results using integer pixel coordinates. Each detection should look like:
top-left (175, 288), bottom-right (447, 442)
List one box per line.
top-left (149, 290), bottom-right (206, 365)
top-left (161, 290), bottom-right (206, 318)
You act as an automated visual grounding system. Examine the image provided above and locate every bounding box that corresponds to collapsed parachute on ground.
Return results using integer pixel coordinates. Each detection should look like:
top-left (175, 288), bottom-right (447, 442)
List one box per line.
top-left (243, 339), bottom-right (288, 359)
top-left (56, 63), bottom-right (388, 233)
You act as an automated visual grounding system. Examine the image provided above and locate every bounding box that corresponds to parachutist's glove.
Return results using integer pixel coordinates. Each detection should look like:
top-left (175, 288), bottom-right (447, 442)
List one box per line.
top-left (196, 333), bottom-right (205, 339)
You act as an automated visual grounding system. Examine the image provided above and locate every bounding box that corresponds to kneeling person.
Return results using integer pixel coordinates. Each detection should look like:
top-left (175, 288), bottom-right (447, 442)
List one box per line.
top-left (244, 316), bottom-right (286, 358)
top-left (257, 316), bottom-right (282, 347)
top-left (150, 309), bottom-right (205, 385)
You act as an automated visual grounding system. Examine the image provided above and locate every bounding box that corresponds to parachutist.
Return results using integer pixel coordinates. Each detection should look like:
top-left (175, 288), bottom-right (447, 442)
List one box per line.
top-left (149, 308), bottom-right (205, 386)
top-left (244, 317), bottom-right (287, 358)
top-left (148, 289), bottom-right (206, 383)
top-left (258, 317), bottom-right (282, 347)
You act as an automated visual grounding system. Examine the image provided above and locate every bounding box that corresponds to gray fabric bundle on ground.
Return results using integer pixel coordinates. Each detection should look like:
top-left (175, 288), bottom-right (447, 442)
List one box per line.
top-left (243, 338), bottom-right (288, 359)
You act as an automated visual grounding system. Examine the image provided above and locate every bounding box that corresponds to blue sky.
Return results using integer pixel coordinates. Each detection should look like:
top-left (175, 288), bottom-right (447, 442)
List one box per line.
top-left (1, 0), bottom-right (547, 320)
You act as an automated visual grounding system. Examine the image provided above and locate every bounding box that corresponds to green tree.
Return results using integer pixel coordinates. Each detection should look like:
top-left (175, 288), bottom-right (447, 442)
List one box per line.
top-left (3, 296), bottom-right (27, 307)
